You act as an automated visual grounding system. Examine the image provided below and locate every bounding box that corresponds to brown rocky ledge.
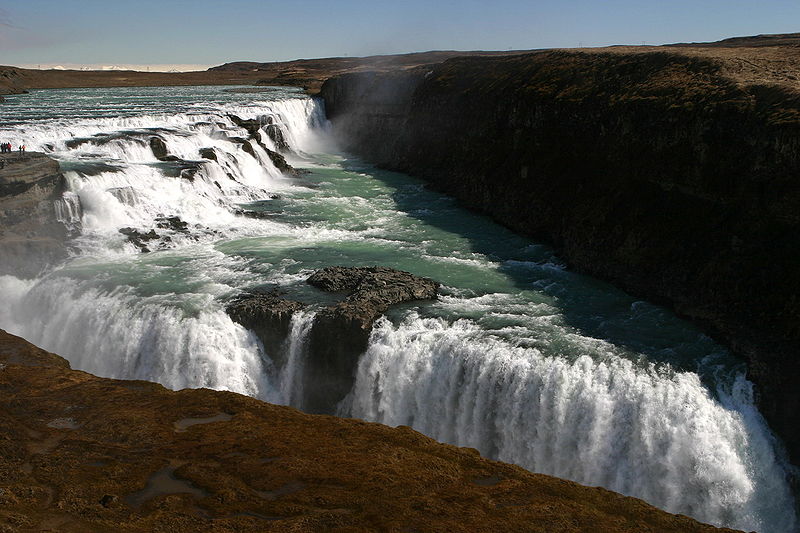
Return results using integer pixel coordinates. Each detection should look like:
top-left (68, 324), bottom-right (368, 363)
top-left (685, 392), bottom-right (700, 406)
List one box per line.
top-left (0, 329), bottom-right (736, 532)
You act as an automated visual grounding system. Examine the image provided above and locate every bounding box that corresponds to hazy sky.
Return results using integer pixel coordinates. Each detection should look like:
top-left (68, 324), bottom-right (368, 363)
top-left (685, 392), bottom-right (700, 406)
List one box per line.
top-left (2, 0), bottom-right (800, 70)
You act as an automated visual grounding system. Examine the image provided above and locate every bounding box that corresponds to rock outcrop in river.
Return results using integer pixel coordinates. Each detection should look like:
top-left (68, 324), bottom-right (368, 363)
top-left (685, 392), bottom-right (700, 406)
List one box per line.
top-left (305, 266), bottom-right (440, 412)
top-left (0, 328), bottom-right (738, 532)
top-left (319, 41), bottom-right (800, 464)
top-left (226, 267), bottom-right (439, 412)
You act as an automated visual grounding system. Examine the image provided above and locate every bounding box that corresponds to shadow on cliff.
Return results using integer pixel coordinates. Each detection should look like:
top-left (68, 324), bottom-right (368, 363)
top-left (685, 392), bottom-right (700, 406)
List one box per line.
top-left (338, 156), bottom-right (734, 379)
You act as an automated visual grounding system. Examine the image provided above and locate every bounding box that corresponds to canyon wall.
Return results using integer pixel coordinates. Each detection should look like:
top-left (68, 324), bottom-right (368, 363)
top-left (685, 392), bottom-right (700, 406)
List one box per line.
top-left (320, 50), bottom-right (800, 464)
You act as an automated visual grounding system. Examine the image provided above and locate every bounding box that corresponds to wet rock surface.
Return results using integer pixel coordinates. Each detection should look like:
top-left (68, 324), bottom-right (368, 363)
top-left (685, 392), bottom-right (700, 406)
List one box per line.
top-left (149, 136), bottom-right (170, 161)
top-left (0, 152), bottom-right (69, 277)
top-left (198, 147), bottom-right (217, 161)
top-left (119, 216), bottom-right (191, 252)
top-left (304, 267), bottom-right (439, 412)
top-left (225, 267), bottom-right (438, 412)
top-left (226, 290), bottom-right (306, 365)
top-left (149, 136), bottom-right (201, 180)
top-left (0, 328), bottom-right (737, 532)
top-left (228, 114), bottom-right (300, 177)
top-left (118, 228), bottom-right (159, 252)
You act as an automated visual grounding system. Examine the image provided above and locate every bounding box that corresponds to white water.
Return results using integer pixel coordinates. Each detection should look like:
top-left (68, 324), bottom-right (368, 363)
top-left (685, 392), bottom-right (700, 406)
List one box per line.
top-left (347, 315), bottom-right (795, 531)
top-left (0, 87), bottom-right (795, 532)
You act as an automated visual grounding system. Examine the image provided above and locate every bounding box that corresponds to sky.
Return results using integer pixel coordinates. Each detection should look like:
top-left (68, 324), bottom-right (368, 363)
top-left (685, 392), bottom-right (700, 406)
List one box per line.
top-left (1, 0), bottom-right (800, 71)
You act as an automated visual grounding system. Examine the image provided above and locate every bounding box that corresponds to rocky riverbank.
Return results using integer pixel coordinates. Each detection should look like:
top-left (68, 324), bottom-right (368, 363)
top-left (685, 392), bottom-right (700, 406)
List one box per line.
top-left (319, 37), bottom-right (800, 464)
top-left (0, 152), bottom-right (72, 277)
top-left (0, 328), bottom-right (738, 532)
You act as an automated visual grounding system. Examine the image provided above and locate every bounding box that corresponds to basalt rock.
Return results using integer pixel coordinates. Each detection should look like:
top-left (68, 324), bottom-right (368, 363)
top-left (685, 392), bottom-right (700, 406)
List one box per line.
top-left (198, 147), bottom-right (217, 161)
top-left (155, 216), bottom-right (189, 232)
top-left (228, 114), bottom-right (262, 138)
top-left (264, 123), bottom-right (290, 152)
top-left (265, 146), bottom-right (299, 177)
top-left (230, 137), bottom-right (256, 158)
top-left (304, 266), bottom-right (439, 413)
top-left (228, 115), bottom-right (300, 177)
top-left (226, 291), bottom-right (306, 365)
top-left (119, 227), bottom-right (159, 253)
top-left (149, 136), bottom-right (169, 161)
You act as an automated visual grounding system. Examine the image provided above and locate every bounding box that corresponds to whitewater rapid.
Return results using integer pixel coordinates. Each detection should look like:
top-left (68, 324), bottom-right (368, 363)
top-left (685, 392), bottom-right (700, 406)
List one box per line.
top-left (0, 86), bottom-right (795, 532)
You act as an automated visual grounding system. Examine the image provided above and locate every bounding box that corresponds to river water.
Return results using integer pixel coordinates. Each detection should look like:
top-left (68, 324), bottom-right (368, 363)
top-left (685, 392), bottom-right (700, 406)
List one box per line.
top-left (0, 86), bottom-right (795, 532)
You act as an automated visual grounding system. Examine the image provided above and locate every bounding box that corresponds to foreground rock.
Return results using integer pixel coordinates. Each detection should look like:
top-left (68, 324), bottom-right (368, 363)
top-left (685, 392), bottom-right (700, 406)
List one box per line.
top-left (0, 329), bottom-right (736, 532)
top-left (226, 291), bottom-right (306, 365)
top-left (0, 152), bottom-right (72, 277)
top-left (320, 44), bottom-right (800, 465)
top-left (304, 266), bottom-right (439, 412)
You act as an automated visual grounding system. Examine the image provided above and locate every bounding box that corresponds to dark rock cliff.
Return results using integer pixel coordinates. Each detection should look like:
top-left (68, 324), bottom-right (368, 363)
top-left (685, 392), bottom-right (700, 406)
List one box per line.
top-left (304, 266), bottom-right (439, 412)
top-left (320, 50), bottom-right (800, 464)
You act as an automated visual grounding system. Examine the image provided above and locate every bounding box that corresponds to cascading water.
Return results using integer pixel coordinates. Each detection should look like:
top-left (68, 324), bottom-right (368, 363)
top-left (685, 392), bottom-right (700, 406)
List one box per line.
top-left (0, 86), bottom-right (795, 532)
top-left (347, 314), bottom-right (794, 530)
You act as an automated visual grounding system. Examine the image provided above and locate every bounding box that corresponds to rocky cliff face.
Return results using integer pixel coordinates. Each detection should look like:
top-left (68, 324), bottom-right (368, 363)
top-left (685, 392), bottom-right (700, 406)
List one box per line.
top-left (0, 328), bottom-right (737, 532)
top-left (227, 267), bottom-right (439, 413)
top-left (0, 152), bottom-right (72, 277)
top-left (320, 49), bottom-right (800, 464)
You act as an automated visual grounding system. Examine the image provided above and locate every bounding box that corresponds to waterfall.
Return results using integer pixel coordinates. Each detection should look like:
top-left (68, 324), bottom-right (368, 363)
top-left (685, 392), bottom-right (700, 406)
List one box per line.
top-left (345, 314), bottom-right (796, 532)
top-left (0, 87), bottom-right (795, 532)
top-left (0, 93), bottom-right (327, 398)
top-left (54, 191), bottom-right (83, 228)
top-left (278, 310), bottom-right (317, 408)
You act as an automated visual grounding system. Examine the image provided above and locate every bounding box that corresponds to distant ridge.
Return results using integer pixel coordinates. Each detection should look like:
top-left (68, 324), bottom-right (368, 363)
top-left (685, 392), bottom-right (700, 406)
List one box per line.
top-left (667, 32), bottom-right (800, 48)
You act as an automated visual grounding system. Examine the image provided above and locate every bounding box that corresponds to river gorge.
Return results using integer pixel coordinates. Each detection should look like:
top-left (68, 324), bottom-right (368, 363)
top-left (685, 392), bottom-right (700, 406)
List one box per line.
top-left (0, 81), bottom-right (796, 532)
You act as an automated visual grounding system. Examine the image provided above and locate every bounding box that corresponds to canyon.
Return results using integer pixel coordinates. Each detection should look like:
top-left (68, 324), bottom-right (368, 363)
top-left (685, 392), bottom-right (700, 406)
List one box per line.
top-left (319, 35), bottom-right (800, 466)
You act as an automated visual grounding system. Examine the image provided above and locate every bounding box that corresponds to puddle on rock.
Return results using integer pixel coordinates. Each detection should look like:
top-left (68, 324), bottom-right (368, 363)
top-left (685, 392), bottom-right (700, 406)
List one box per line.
top-left (174, 413), bottom-right (232, 432)
top-left (47, 418), bottom-right (80, 430)
top-left (124, 462), bottom-right (208, 508)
